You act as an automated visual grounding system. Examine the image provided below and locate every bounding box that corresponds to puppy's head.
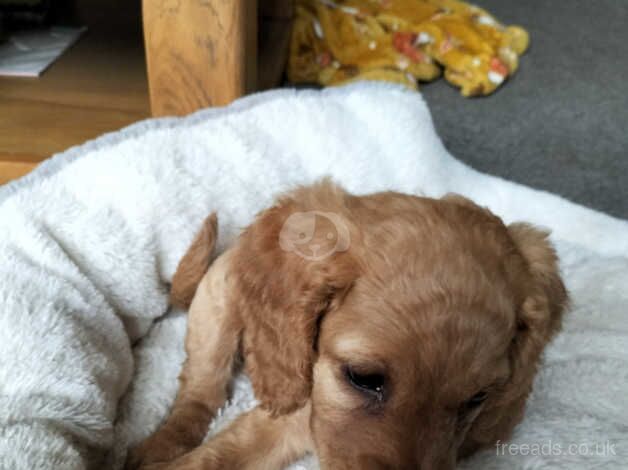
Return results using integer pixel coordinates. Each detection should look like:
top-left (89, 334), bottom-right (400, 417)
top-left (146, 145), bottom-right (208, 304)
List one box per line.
top-left (232, 182), bottom-right (567, 469)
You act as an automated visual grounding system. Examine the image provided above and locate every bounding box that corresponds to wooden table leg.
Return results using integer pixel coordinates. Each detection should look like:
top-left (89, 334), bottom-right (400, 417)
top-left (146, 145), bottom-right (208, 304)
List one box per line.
top-left (142, 0), bottom-right (257, 116)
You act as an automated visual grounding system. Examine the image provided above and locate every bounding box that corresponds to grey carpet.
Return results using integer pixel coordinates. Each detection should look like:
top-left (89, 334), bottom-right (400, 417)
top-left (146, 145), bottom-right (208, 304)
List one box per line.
top-left (421, 0), bottom-right (628, 219)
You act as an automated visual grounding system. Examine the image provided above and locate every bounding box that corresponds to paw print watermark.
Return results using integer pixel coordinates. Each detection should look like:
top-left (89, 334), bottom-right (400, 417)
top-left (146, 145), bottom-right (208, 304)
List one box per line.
top-left (279, 211), bottom-right (350, 261)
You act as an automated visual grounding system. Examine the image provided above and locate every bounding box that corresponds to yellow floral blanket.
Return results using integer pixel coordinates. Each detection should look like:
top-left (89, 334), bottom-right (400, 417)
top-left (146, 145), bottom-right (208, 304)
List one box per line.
top-left (288, 0), bottom-right (529, 96)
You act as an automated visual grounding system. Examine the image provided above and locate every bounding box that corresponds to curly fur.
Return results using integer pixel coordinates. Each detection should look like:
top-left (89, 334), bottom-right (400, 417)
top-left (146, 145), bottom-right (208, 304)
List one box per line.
top-left (127, 180), bottom-right (568, 470)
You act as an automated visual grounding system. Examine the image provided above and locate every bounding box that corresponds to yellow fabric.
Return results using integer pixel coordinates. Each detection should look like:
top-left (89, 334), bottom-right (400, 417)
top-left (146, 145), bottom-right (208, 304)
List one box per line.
top-left (288, 0), bottom-right (530, 97)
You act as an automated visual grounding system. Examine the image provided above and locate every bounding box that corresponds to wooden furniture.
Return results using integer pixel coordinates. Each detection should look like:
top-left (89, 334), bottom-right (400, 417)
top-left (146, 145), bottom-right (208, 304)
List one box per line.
top-left (0, 0), bottom-right (293, 184)
top-left (142, 0), bottom-right (292, 115)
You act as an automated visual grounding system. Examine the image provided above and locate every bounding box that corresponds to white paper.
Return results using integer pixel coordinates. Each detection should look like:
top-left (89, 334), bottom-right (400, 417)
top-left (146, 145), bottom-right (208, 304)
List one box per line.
top-left (0, 26), bottom-right (87, 77)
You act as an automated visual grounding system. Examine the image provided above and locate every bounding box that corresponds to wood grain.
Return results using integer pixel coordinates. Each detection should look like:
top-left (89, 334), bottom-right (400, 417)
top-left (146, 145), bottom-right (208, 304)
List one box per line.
top-left (0, 1), bottom-right (295, 185)
top-left (143, 0), bottom-right (258, 115)
top-left (0, 30), bottom-right (149, 114)
top-left (0, 160), bottom-right (37, 185)
top-left (0, 97), bottom-right (147, 159)
top-left (0, 29), bottom-right (149, 184)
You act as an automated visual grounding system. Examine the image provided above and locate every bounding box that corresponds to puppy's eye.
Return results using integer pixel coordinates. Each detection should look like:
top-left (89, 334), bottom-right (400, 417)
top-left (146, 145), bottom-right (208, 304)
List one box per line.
top-left (466, 391), bottom-right (488, 408)
top-left (344, 366), bottom-right (386, 400)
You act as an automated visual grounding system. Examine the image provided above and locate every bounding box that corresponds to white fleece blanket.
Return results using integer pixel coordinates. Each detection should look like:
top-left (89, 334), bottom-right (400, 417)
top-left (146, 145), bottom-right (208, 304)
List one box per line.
top-left (0, 83), bottom-right (626, 470)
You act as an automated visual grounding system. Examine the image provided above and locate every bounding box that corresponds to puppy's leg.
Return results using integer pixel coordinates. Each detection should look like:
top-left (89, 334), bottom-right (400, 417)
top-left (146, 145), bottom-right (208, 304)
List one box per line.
top-left (170, 213), bottom-right (218, 309)
top-left (144, 403), bottom-right (314, 470)
top-left (126, 251), bottom-right (241, 469)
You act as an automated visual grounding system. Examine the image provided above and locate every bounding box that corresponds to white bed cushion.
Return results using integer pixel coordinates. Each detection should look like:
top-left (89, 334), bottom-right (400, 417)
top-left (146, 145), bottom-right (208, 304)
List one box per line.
top-left (0, 83), bottom-right (626, 470)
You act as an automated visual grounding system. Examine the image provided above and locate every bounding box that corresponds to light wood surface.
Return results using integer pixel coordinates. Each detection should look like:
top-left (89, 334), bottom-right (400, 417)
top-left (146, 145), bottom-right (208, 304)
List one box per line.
top-left (0, 29), bottom-right (149, 120)
top-left (0, 29), bottom-right (149, 183)
top-left (143, 0), bottom-right (258, 116)
top-left (0, 96), bottom-right (147, 157)
top-left (1, 1), bottom-right (294, 185)
top-left (0, 160), bottom-right (37, 185)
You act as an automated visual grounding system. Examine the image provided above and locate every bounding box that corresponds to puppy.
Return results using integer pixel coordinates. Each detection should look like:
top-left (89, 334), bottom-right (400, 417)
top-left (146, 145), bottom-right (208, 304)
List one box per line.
top-left (126, 180), bottom-right (568, 470)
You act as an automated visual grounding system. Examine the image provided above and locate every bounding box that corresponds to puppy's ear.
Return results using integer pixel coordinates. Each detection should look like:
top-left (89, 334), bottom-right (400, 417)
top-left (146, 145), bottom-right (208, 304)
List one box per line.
top-left (442, 196), bottom-right (568, 344)
top-left (170, 213), bottom-right (218, 309)
top-left (232, 182), bottom-right (358, 415)
top-left (508, 222), bottom-right (568, 372)
top-left (465, 223), bottom-right (568, 450)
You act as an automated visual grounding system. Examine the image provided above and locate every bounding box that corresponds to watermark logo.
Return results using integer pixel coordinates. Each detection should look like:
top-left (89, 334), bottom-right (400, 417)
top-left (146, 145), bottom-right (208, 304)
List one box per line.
top-left (279, 211), bottom-right (350, 260)
top-left (496, 440), bottom-right (617, 458)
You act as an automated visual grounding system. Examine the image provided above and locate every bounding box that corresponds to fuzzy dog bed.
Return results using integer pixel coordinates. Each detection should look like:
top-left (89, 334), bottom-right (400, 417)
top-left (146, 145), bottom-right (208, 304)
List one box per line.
top-left (0, 83), bottom-right (626, 470)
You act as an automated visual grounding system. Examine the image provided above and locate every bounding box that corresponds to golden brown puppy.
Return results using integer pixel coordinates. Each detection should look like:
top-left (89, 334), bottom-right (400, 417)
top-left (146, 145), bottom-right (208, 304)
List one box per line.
top-left (126, 180), bottom-right (568, 470)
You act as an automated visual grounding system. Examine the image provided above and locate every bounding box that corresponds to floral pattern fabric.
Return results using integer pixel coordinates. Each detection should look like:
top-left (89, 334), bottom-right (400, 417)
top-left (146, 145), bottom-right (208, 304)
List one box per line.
top-left (288, 0), bottom-right (529, 96)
